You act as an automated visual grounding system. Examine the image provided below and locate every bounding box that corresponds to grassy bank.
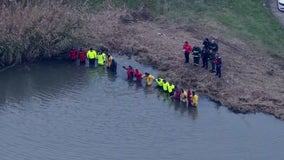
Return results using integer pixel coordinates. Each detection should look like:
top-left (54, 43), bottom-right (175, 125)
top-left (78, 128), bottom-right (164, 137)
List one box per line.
top-left (164, 0), bottom-right (284, 54)
top-left (88, 0), bottom-right (284, 55)
top-left (1, 0), bottom-right (283, 68)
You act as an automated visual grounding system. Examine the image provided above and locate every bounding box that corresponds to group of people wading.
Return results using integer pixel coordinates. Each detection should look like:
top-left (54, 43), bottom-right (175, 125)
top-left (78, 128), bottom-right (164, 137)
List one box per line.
top-left (183, 38), bottom-right (222, 78)
top-left (122, 65), bottom-right (199, 108)
top-left (69, 47), bottom-right (199, 108)
top-left (69, 47), bottom-right (117, 72)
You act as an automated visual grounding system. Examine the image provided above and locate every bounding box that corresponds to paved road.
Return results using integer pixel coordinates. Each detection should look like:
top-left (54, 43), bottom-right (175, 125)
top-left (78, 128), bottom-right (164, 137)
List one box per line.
top-left (266, 0), bottom-right (284, 26)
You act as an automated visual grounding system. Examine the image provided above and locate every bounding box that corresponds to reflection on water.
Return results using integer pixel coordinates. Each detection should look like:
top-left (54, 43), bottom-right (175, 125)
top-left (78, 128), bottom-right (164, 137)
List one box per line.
top-left (0, 57), bottom-right (284, 160)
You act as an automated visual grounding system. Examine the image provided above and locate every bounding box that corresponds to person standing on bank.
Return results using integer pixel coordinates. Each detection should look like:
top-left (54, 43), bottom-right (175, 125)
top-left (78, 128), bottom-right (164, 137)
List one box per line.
top-left (192, 46), bottom-right (201, 66)
top-left (202, 38), bottom-right (211, 50)
top-left (201, 47), bottom-right (209, 69)
top-left (210, 39), bottom-right (219, 54)
top-left (183, 41), bottom-right (192, 63)
top-left (209, 50), bottom-right (216, 73)
top-left (215, 56), bottom-right (222, 78)
top-left (209, 39), bottom-right (219, 72)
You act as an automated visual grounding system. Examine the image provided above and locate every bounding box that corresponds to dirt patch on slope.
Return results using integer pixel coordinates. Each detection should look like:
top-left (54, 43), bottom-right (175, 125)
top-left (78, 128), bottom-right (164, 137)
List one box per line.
top-left (86, 9), bottom-right (284, 120)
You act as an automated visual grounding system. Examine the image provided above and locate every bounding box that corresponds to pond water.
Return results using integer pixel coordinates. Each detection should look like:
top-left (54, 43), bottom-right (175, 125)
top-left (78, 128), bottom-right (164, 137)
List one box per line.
top-left (0, 56), bottom-right (284, 160)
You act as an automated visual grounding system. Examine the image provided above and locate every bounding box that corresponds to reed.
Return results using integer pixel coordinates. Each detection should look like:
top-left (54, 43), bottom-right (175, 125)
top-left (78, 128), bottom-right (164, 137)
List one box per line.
top-left (0, 0), bottom-right (89, 67)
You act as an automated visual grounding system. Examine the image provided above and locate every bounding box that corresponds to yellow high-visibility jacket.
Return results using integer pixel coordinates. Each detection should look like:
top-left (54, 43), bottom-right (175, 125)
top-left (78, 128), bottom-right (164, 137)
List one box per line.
top-left (143, 74), bottom-right (155, 86)
top-left (168, 84), bottom-right (175, 93)
top-left (87, 50), bottom-right (97, 59)
top-left (162, 81), bottom-right (169, 92)
top-left (155, 78), bottom-right (164, 87)
top-left (102, 53), bottom-right (106, 63)
top-left (192, 95), bottom-right (199, 107)
top-left (97, 54), bottom-right (105, 65)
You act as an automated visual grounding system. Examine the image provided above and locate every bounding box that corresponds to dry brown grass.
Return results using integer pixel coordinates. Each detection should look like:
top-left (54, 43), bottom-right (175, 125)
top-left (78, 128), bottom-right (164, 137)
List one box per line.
top-left (0, 0), bottom-right (90, 67)
top-left (82, 9), bottom-right (284, 120)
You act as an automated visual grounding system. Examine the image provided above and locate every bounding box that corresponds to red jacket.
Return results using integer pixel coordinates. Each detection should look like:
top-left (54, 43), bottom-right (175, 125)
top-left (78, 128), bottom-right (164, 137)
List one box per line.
top-left (78, 50), bottom-right (87, 62)
top-left (134, 69), bottom-right (142, 82)
top-left (215, 57), bottom-right (222, 65)
top-left (69, 49), bottom-right (78, 60)
top-left (183, 43), bottom-right (192, 53)
top-left (174, 89), bottom-right (181, 100)
top-left (187, 90), bottom-right (192, 100)
top-left (127, 68), bottom-right (134, 79)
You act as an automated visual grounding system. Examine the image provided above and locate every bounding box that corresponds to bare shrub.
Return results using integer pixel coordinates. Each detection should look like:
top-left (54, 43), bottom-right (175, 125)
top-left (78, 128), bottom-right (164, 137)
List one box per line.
top-left (0, 0), bottom-right (90, 67)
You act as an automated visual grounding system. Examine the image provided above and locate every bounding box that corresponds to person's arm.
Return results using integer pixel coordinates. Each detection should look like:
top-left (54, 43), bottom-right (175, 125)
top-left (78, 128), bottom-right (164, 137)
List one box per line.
top-left (87, 51), bottom-right (90, 59)
top-left (122, 66), bottom-right (128, 70)
top-left (182, 44), bottom-right (186, 52)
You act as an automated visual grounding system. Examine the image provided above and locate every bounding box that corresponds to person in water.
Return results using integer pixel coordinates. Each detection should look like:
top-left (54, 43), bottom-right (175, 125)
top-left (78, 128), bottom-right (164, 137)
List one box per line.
top-left (167, 82), bottom-right (175, 96)
top-left (155, 77), bottom-right (164, 89)
top-left (69, 47), bottom-right (78, 61)
top-left (87, 48), bottom-right (97, 65)
top-left (110, 59), bottom-right (117, 73)
top-left (142, 72), bottom-right (155, 86)
top-left (97, 51), bottom-right (106, 66)
top-left (191, 90), bottom-right (199, 107)
top-left (123, 65), bottom-right (134, 80)
top-left (173, 86), bottom-right (181, 101)
top-left (162, 79), bottom-right (169, 93)
top-left (106, 54), bottom-right (113, 68)
top-left (187, 89), bottom-right (192, 107)
top-left (180, 89), bottom-right (187, 103)
top-left (134, 68), bottom-right (142, 82)
top-left (78, 48), bottom-right (87, 64)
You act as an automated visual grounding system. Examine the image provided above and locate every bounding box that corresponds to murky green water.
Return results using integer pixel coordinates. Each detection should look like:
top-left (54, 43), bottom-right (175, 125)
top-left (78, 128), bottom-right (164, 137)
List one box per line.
top-left (0, 57), bottom-right (284, 160)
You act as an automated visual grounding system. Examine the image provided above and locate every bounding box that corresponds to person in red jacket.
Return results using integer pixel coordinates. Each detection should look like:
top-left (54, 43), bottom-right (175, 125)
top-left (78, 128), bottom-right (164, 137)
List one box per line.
top-left (78, 48), bottom-right (87, 64)
top-left (69, 48), bottom-right (78, 61)
top-left (215, 56), bottom-right (222, 78)
top-left (173, 86), bottom-right (181, 101)
top-left (187, 89), bottom-right (192, 107)
top-left (183, 41), bottom-right (192, 63)
top-left (123, 65), bottom-right (134, 80)
top-left (134, 68), bottom-right (142, 82)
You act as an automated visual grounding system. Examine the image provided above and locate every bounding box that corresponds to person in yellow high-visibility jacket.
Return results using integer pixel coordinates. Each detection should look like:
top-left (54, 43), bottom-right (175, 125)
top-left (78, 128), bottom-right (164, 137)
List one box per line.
top-left (168, 83), bottom-right (175, 96)
top-left (142, 72), bottom-right (155, 86)
top-left (162, 80), bottom-right (169, 92)
top-left (97, 52), bottom-right (105, 66)
top-left (102, 52), bottom-right (106, 63)
top-left (87, 48), bottom-right (97, 65)
top-left (191, 91), bottom-right (199, 107)
top-left (155, 77), bottom-right (163, 89)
